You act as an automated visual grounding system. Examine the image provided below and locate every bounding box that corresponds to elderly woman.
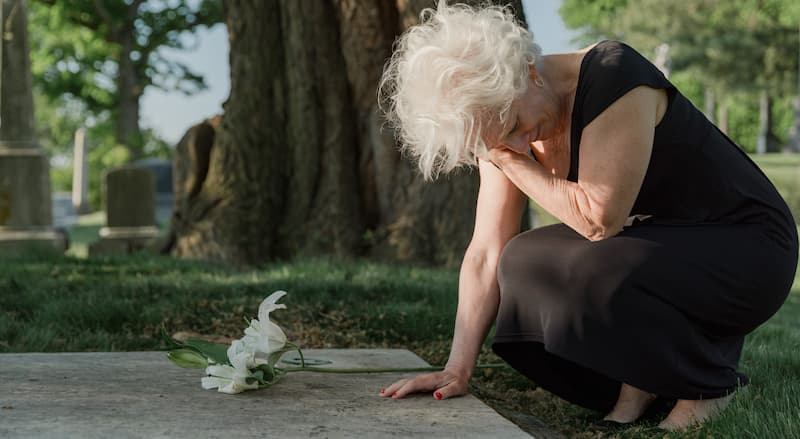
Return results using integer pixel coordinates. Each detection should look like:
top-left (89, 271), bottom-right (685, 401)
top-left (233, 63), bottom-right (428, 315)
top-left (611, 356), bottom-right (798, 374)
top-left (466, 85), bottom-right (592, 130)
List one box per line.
top-left (377, 1), bottom-right (798, 431)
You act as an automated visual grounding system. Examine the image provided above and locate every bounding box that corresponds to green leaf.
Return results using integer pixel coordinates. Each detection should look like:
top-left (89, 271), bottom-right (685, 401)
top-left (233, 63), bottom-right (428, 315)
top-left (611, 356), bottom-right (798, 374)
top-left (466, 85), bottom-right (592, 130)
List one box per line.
top-left (160, 324), bottom-right (182, 350)
top-left (247, 366), bottom-right (285, 388)
top-left (254, 364), bottom-right (275, 382)
top-left (252, 369), bottom-right (265, 383)
top-left (254, 364), bottom-right (286, 388)
top-left (267, 345), bottom-right (298, 368)
top-left (183, 339), bottom-right (230, 365)
top-left (167, 348), bottom-right (209, 369)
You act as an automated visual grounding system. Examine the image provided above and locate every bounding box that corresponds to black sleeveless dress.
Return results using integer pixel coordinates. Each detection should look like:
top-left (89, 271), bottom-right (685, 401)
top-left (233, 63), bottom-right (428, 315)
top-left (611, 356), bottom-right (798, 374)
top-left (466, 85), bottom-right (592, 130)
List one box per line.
top-left (491, 41), bottom-right (798, 409)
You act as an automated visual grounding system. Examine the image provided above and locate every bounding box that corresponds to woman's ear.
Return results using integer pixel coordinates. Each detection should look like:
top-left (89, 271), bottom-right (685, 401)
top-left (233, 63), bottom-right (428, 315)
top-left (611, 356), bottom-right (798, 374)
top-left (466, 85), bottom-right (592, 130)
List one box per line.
top-left (528, 64), bottom-right (539, 80)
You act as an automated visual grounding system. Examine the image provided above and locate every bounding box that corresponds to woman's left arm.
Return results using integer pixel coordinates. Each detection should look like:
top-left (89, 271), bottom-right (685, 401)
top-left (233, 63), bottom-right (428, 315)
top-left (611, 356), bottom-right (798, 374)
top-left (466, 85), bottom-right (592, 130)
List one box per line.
top-left (489, 85), bottom-right (667, 241)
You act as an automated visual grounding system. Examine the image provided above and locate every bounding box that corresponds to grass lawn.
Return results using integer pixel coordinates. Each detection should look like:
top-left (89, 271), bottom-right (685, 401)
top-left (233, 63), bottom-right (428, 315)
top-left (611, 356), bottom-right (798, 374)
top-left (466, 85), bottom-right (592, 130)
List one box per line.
top-left (64, 211), bottom-right (105, 258)
top-left (1, 252), bottom-right (798, 438)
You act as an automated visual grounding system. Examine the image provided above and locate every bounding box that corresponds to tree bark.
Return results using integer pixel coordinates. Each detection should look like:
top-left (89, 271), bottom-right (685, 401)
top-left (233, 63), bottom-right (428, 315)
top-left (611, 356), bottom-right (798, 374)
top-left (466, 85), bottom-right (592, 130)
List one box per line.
top-left (173, 0), bottom-right (363, 263)
top-left (1, 0), bottom-right (36, 142)
top-left (172, 0), bottom-right (528, 266)
top-left (756, 90), bottom-right (779, 154)
top-left (172, 0), bottom-right (287, 263)
top-left (115, 26), bottom-right (143, 158)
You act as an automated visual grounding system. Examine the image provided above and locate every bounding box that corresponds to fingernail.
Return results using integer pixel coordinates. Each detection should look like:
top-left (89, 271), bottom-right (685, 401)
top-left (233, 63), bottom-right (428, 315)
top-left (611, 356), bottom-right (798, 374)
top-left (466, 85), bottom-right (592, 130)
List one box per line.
top-left (434, 391), bottom-right (443, 400)
top-left (380, 388), bottom-right (385, 394)
top-left (391, 392), bottom-right (397, 398)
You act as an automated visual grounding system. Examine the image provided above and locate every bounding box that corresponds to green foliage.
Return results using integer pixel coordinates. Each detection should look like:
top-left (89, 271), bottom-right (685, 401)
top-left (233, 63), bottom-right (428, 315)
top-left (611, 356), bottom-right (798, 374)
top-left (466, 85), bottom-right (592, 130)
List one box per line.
top-left (29, 0), bottom-right (218, 210)
top-left (752, 154), bottom-right (800, 223)
top-left (559, 0), bottom-right (800, 153)
top-left (28, 0), bottom-right (222, 158)
top-left (38, 96), bottom-right (171, 210)
top-left (29, 0), bottom-right (223, 108)
top-left (667, 71), bottom-right (704, 108)
top-left (559, 0), bottom-right (628, 44)
top-left (727, 93), bottom-right (762, 152)
top-left (28, 4), bottom-right (116, 114)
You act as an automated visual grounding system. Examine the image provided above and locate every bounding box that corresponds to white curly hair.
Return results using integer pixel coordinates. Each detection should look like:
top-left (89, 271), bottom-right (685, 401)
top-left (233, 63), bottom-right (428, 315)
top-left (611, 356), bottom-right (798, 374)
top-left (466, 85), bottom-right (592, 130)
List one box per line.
top-left (380, 0), bottom-right (542, 180)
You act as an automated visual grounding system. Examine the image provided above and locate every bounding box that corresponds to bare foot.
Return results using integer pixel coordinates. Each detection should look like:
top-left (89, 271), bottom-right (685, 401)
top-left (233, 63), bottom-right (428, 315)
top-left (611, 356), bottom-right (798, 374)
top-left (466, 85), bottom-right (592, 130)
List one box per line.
top-left (658, 394), bottom-right (733, 431)
top-left (603, 383), bottom-right (657, 423)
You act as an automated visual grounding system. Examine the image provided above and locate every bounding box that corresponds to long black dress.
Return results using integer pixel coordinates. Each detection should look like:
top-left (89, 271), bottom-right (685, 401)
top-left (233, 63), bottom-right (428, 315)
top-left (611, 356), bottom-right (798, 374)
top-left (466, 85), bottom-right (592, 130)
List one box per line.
top-left (491, 41), bottom-right (798, 411)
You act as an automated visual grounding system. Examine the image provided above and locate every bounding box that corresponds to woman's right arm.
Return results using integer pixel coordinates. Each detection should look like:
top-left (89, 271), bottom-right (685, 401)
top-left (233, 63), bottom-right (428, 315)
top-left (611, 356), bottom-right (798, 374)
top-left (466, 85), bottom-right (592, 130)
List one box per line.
top-left (380, 158), bottom-right (527, 400)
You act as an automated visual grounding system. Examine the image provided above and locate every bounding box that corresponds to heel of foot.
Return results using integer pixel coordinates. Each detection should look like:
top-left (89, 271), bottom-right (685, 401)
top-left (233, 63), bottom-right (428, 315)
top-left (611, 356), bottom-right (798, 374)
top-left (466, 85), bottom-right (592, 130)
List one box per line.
top-left (658, 394), bottom-right (734, 431)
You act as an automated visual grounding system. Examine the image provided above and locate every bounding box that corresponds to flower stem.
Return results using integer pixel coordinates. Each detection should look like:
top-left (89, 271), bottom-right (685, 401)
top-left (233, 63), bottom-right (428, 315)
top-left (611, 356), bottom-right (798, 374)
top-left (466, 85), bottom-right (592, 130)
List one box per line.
top-left (283, 363), bottom-right (507, 374)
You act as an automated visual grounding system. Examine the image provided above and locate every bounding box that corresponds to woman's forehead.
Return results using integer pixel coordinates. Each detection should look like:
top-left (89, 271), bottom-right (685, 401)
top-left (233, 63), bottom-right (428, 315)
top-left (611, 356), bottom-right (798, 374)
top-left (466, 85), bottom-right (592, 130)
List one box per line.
top-left (480, 110), bottom-right (515, 145)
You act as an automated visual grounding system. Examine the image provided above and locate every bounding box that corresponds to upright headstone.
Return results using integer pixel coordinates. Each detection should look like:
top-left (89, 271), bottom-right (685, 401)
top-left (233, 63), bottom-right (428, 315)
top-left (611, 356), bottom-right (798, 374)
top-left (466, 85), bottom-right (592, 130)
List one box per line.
top-left (71, 128), bottom-right (89, 214)
top-left (88, 166), bottom-right (160, 256)
top-left (132, 157), bottom-right (173, 226)
top-left (0, 0), bottom-right (65, 254)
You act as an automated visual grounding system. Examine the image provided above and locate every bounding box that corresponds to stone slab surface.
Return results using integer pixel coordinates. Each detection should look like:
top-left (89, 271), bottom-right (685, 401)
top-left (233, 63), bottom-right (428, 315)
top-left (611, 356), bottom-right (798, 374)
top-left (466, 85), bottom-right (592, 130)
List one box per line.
top-left (0, 349), bottom-right (533, 439)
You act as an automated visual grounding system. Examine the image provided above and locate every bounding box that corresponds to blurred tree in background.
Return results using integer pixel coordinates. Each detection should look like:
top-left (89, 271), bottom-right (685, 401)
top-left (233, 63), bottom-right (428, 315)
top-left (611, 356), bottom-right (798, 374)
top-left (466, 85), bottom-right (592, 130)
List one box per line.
top-left (560, 0), bottom-right (800, 153)
top-left (169, 0), bottom-right (526, 266)
top-left (28, 0), bottom-right (222, 208)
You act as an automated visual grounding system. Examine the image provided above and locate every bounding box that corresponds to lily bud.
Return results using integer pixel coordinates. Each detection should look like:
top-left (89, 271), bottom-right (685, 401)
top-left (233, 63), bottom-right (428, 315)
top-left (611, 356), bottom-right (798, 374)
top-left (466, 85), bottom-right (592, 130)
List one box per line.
top-left (168, 348), bottom-right (209, 369)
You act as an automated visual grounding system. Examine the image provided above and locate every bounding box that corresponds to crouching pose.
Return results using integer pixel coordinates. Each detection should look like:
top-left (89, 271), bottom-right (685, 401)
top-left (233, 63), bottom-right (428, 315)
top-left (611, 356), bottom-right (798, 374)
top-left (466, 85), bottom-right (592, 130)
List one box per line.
top-left (377, 1), bottom-right (797, 431)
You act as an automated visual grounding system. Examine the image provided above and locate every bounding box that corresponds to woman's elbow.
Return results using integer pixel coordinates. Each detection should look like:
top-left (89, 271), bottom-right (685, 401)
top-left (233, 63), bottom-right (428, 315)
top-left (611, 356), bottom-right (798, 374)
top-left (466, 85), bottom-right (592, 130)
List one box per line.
top-left (570, 189), bottom-right (626, 242)
top-left (582, 213), bottom-right (625, 242)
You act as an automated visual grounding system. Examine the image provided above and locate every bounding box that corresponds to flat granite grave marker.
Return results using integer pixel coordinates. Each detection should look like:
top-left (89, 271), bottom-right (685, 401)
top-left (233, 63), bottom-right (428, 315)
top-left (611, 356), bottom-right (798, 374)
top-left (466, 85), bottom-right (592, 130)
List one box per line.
top-left (0, 349), bottom-right (535, 438)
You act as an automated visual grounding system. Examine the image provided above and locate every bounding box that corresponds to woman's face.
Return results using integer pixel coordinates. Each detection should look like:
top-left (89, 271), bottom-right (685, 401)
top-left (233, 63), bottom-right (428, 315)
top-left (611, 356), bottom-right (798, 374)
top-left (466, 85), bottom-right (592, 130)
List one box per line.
top-left (488, 69), bottom-right (564, 154)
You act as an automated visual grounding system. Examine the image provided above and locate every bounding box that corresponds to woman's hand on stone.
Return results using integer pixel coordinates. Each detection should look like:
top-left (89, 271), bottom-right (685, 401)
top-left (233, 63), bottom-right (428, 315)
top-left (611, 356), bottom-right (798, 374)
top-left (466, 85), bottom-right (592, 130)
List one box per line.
top-left (378, 368), bottom-right (469, 400)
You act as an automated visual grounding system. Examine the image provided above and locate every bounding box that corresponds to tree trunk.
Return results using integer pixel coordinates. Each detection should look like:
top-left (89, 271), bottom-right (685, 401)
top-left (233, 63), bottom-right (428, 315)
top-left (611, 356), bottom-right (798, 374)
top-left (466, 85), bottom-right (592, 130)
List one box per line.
top-left (703, 87), bottom-right (716, 125)
top-left (0, 0), bottom-right (36, 142)
top-left (786, 96), bottom-right (800, 153)
top-left (173, 0), bottom-right (362, 263)
top-left (172, 0), bottom-right (288, 263)
top-left (115, 27), bottom-right (143, 158)
top-left (172, 0), bottom-right (527, 266)
top-left (756, 90), bottom-right (779, 154)
top-left (717, 100), bottom-right (728, 134)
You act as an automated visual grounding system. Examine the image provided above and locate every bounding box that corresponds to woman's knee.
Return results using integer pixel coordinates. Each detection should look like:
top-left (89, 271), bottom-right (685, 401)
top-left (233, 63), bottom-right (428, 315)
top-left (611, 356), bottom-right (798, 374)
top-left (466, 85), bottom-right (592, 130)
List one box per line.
top-left (497, 228), bottom-right (558, 294)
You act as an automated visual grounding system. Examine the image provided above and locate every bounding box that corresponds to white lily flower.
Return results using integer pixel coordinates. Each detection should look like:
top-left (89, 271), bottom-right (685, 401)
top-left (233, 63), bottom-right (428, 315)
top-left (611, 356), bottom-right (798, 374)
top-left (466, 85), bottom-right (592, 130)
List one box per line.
top-left (200, 342), bottom-right (259, 394)
top-left (242, 290), bottom-right (288, 357)
top-left (227, 338), bottom-right (267, 368)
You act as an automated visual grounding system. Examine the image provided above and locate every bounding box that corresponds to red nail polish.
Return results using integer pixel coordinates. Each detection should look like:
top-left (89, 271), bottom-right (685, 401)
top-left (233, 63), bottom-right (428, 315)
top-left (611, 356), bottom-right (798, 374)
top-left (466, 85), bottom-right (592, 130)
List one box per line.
top-left (380, 388), bottom-right (385, 394)
top-left (434, 391), bottom-right (443, 400)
